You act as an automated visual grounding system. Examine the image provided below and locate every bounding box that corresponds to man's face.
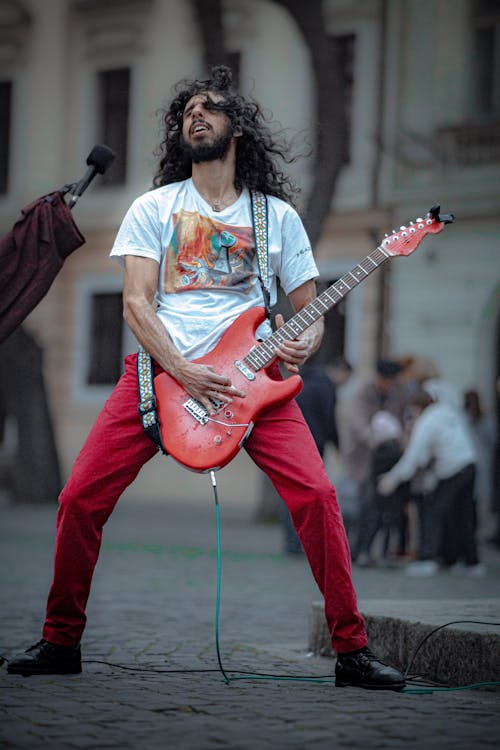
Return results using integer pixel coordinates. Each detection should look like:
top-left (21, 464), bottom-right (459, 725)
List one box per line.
top-left (181, 92), bottom-right (236, 163)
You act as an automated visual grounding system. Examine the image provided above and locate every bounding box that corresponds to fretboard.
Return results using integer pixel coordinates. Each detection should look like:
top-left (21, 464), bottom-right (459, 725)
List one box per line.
top-left (244, 245), bottom-right (390, 371)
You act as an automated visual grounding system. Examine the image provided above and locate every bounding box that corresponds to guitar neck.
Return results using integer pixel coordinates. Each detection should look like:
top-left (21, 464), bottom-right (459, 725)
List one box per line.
top-left (244, 245), bottom-right (390, 372)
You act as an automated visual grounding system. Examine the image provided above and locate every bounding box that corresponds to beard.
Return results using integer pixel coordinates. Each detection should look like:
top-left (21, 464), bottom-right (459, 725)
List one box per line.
top-left (181, 127), bottom-right (233, 164)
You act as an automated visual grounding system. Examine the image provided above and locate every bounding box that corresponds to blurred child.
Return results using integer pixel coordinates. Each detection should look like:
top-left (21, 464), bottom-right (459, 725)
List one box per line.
top-left (354, 410), bottom-right (407, 566)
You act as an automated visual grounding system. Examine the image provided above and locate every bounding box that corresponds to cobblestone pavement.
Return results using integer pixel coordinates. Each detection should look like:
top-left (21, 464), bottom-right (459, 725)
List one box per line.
top-left (1, 493), bottom-right (499, 750)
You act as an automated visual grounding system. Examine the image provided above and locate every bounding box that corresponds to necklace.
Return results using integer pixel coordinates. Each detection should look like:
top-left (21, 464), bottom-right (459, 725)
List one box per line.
top-left (202, 188), bottom-right (241, 212)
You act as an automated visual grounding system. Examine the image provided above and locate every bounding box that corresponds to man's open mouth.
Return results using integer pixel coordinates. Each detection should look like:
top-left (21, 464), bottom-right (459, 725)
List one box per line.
top-left (191, 122), bottom-right (210, 135)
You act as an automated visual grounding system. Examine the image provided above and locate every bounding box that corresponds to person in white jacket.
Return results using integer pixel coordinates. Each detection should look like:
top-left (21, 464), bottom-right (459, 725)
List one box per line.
top-left (377, 379), bottom-right (482, 577)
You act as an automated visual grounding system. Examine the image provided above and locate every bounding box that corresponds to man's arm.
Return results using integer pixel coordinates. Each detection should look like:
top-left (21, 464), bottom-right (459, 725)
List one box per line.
top-left (274, 279), bottom-right (325, 373)
top-left (122, 255), bottom-right (245, 413)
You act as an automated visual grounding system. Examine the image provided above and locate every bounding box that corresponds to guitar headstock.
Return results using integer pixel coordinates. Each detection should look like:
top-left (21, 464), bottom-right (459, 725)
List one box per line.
top-left (381, 204), bottom-right (455, 258)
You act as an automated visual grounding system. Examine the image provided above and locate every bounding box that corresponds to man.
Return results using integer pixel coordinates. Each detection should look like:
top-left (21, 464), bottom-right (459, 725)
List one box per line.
top-left (7, 66), bottom-right (405, 690)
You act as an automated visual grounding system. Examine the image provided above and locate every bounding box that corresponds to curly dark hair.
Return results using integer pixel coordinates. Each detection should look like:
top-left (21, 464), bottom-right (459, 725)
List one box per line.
top-left (152, 65), bottom-right (299, 205)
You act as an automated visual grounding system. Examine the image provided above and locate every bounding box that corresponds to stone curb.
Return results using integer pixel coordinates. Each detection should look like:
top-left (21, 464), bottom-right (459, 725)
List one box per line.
top-left (309, 599), bottom-right (500, 685)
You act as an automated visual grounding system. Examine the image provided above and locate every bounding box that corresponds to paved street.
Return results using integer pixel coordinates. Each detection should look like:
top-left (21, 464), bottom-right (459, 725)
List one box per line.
top-left (1, 491), bottom-right (499, 749)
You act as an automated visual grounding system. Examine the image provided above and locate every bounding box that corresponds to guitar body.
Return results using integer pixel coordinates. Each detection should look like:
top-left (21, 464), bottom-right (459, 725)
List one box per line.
top-left (153, 307), bottom-right (303, 472)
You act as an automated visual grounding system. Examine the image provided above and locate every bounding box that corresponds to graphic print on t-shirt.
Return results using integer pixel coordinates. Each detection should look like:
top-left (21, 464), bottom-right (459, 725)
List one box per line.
top-left (164, 209), bottom-right (256, 294)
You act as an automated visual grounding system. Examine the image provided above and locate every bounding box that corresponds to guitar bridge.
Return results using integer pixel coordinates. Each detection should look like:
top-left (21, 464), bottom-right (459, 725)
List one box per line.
top-left (183, 397), bottom-right (224, 425)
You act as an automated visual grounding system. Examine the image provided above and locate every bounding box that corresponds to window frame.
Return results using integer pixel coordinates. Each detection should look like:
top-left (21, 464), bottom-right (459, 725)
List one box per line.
top-left (73, 275), bottom-right (136, 403)
top-left (0, 79), bottom-right (12, 195)
top-left (97, 66), bottom-right (131, 186)
top-left (472, 0), bottom-right (500, 118)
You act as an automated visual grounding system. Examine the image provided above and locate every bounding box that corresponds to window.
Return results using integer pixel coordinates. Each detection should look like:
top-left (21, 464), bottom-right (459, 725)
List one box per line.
top-left (331, 34), bottom-right (356, 164)
top-left (97, 68), bottom-right (131, 185)
top-left (86, 292), bottom-right (124, 385)
top-left (473, 0), bottom-right (500, 117)
top-left (0, 81), bottom-right (12, 194)
top-left (74, 278), bottom-right (137, 400)
top-left (226, 51), bottom-right (241, 88)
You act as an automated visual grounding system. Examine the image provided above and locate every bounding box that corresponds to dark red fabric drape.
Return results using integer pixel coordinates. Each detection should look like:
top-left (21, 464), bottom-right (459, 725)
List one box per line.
top-left (0, 191), bottom-right (85, 343)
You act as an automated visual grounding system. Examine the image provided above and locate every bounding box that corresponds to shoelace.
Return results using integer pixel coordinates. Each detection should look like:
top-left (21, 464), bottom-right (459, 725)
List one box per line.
top-left (338, 648), bottom-right (383, 665)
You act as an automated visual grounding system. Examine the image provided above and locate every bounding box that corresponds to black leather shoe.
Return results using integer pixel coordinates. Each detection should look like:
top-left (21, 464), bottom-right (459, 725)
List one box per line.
top-left (335, 647), bottom-right (405, 691)
top-left (7, 639), bottom-right (82, 676)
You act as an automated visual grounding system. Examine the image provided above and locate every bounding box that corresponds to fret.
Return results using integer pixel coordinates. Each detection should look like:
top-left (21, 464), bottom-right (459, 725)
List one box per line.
top-left (243, 354), bottom-right (257, 371)
top-left (313, 298), bottom-right (329, 312)
top-left (287, 320), bottom-right (303, 335)
top-left (295, 312), bottom-right (310, 328)
top-left (273, 329), bottom-right (285, 343)
top-left (353, 265), bottom-right (367, 277)
top-left (259, 337), bottom-right (276, 354)
top-left (300, 308), bottom-right (317, 323)
top-left (251, 348), bottom-right (268, 368)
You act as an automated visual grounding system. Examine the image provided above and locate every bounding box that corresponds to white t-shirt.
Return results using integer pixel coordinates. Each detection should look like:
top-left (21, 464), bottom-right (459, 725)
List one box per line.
top-left (110, 178), bottom-right (318, 359)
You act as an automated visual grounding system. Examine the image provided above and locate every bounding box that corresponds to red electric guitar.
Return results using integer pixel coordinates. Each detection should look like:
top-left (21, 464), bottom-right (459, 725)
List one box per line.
top-left (154, 204), bottom-right (454, 472)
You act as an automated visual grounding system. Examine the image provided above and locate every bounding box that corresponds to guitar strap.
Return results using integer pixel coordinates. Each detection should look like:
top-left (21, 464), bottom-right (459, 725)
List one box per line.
top-left (137, 190), bottom-right (270, 450)
top-left (137, 346), bottom-right (167, 453)
top-left (250, 190), bottom-right (271, 318)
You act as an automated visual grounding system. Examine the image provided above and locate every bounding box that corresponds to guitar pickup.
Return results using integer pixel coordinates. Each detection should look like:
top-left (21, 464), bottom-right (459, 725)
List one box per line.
top-left (234, 359), bottom-right (256, 381)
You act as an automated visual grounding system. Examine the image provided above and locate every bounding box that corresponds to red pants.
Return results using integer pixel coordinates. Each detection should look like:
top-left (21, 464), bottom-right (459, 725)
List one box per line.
top-left (43, 353), bottom-right (367, 654)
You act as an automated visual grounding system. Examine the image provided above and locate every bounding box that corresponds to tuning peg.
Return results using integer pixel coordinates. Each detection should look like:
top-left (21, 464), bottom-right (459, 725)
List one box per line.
top-left (400, 225), bottom-right (407, 230)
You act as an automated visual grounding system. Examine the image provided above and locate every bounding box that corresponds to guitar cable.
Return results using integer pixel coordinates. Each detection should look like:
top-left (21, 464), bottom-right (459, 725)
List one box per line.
top-left (1, 472), bottom-right (499, 694)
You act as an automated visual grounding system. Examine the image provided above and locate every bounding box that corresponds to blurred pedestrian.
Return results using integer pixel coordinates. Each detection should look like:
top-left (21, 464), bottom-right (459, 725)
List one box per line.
top-left (378, 380), bottom-right (482, 577)
top-left (354, 410), bottom-right (408, 566)
top-left (337, 359), bottom-right (407, 561)
top-left (463, 389), bottom-right (496, 539)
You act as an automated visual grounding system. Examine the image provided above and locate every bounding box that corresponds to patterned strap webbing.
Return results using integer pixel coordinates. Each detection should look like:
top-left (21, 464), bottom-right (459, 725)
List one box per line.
top-left (250, 190), bottom-right (271, 318)
top-left (137, 346), bottom-right (167, 453)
